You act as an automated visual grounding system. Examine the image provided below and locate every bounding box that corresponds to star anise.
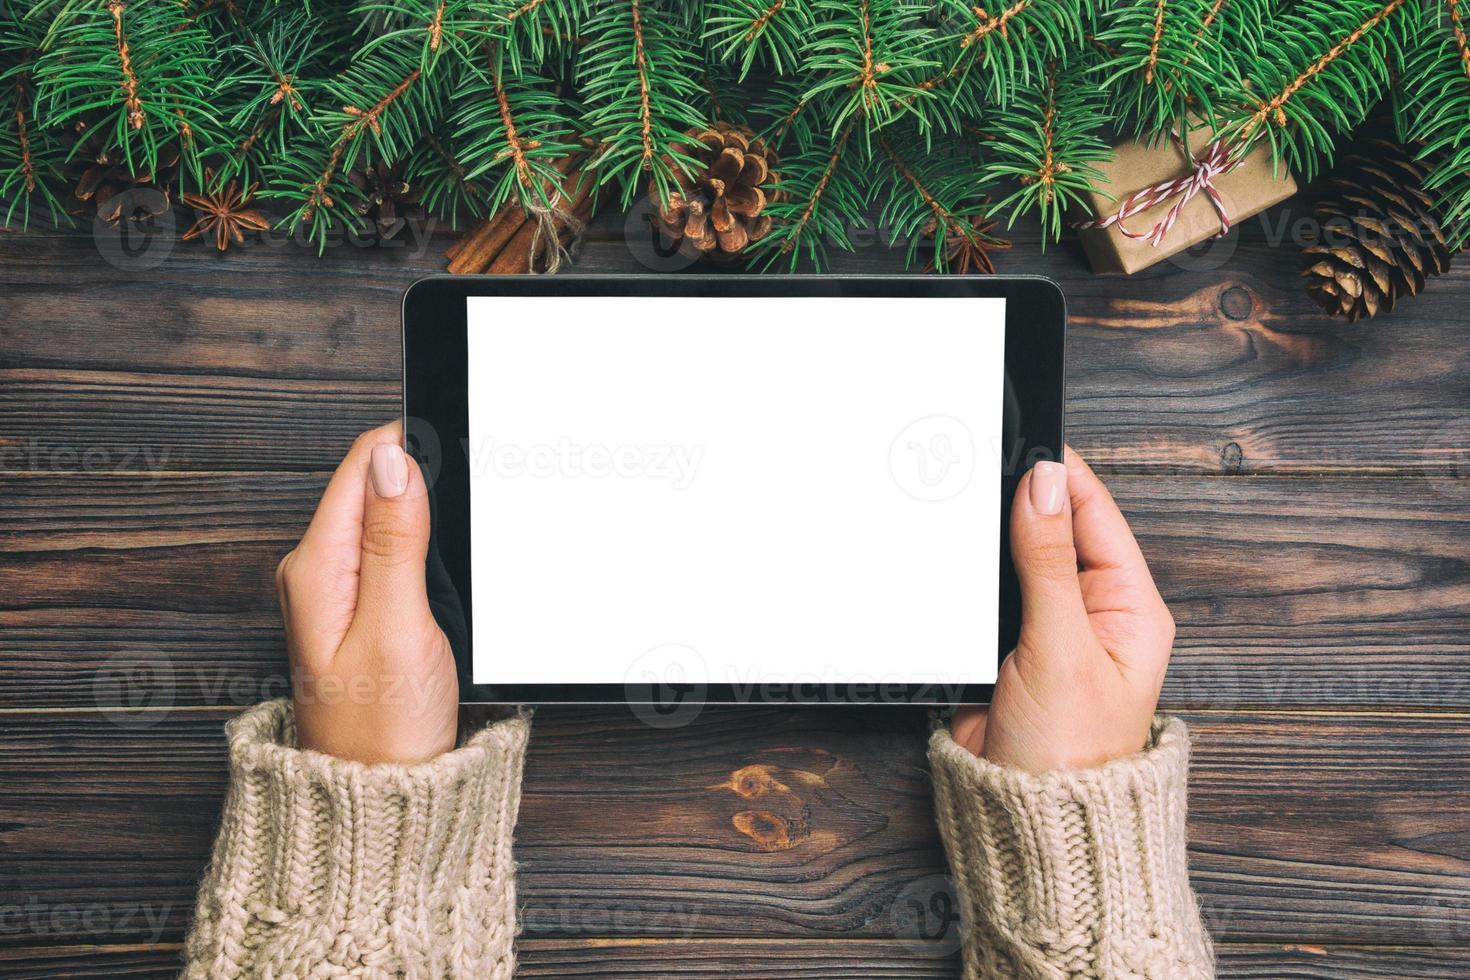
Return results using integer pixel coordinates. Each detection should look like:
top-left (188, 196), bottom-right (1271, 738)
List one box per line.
top-left (182, 170), bottom-right (270, 251)
top-left (922, 207), bottom-right (1010, 275)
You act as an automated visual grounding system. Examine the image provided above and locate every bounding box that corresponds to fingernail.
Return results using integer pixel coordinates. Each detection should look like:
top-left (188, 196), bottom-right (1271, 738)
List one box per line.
top-left (1030, 461), bottom-right (1066, 516)
top-left (370, 444), bottom-right (409, 498)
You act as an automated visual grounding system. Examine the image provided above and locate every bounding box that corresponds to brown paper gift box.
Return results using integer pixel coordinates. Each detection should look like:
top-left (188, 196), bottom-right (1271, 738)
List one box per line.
top-left (1075, 127), bottom-right (1297, 275)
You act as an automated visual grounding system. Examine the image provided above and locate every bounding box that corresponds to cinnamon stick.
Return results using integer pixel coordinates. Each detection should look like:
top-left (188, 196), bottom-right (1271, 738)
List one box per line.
top-left (486, 167), bottom-right (595, 275)
top-left (445, 216), bottom-right (489, 262)
top-left (445, 153), bottom-right (585, 274)
top-left (485, 215), bottom-right (541, 275)
top-left (447, 208), bottom-right (525, 274)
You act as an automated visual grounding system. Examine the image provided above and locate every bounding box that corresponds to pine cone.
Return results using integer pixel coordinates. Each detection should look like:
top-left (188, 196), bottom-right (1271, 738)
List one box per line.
top-left (67, 115), bottom-right (180, 225)
top-left (650, 123), bottom-right (779, 261)
top-left (1301, 128), bottom-right (1453, 321)
top-left (348, 156), bottom-right (423, 238)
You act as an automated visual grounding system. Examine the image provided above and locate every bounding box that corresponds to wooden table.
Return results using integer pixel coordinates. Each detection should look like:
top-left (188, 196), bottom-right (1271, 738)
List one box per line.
top-left (2, 206), bottom-right (1468, 978)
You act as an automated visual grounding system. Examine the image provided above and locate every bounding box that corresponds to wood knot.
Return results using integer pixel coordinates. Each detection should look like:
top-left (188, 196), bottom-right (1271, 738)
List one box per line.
top-left (712, 764), bottom-right (787, 799)
top-left (1220, 441), bottom-right (1245, 474)
top-left (1219, 285), bottom-right (1254, 321)
top-left (732, 810), bottom-right (799, 851)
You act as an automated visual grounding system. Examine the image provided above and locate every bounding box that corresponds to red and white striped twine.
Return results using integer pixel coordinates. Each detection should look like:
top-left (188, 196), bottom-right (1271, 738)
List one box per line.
top-left (1076, 136), bottom-right (1242, 247)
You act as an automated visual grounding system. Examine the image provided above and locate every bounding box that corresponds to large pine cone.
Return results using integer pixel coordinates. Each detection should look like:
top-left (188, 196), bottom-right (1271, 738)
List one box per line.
top-left (1301, 128), bottom-right (1453, 321)
top-left (650, 123), bottom-right (779, 261)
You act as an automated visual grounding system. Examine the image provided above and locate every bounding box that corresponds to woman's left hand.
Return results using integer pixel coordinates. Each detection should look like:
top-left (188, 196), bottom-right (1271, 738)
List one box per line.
top-left (275, 422), bottom-right (460, 764)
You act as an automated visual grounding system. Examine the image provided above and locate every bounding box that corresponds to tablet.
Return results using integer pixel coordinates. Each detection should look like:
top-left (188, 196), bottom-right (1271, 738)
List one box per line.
top-left (403, 276), bottom-right (1065, 706)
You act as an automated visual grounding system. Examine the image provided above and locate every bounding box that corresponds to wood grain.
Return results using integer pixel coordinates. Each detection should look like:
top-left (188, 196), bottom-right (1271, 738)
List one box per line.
top-left (4, 193), bottom-right (1468, 979)
top-left (4, 940), bottom-right (1469, 979)
top-left (2, 473), bottom-right (1464, 709)
top-left (3, 205), bottom-right (1467, 476)
top-left (1, 941), bottom-right (1468, 979)
top-left (2, 708), bottom-right (1467, 951)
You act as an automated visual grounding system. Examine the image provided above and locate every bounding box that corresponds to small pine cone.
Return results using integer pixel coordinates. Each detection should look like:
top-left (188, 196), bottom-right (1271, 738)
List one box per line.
top-left (1301, 127), bottom-right (1453, 321)
top-left (648, 123), bottom-right (780, 262)
top-left (348, 156), bottom-right (424, 239)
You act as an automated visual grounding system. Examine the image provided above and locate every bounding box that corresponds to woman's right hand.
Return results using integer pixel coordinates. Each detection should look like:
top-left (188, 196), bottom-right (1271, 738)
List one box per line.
top-left (952, 447), bottom-right (1176, 773)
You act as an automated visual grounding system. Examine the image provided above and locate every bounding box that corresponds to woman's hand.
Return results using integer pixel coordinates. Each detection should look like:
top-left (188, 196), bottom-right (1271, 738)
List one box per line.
top-left (275, 422), bottom-right (459, 764)
top-left (953, 447), bottom-right (1175, 772)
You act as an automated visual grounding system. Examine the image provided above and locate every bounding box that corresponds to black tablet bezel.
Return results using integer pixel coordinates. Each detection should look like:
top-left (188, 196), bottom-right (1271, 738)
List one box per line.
top-left (403, 275), bottom-right (1065, 706)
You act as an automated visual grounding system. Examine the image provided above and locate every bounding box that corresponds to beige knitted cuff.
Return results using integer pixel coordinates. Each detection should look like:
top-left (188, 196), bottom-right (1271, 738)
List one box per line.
top-left (184, 699), bottom-right (529, 980)
top-left (928, 717), bottom-right (1214, 980)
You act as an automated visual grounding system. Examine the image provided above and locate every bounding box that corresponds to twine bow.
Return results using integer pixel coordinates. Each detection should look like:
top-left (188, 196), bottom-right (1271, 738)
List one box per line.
top-left (525, 188), bottom-right (586, 275)
top-left (1077, 136), bottom-right (1242, 247)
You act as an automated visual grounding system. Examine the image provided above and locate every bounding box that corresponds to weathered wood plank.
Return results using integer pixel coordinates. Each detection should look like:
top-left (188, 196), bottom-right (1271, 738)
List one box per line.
top-left (2, 941), bottom-right (1469, 979)
top-left (2, 474), bottom-right (1464, 709)
top-left (1, 708), bottom-right (1467, 949)
top-left (524, 941), bottom-right (1470, 978)
top-left (3, 207), bottom-right (1467, 476)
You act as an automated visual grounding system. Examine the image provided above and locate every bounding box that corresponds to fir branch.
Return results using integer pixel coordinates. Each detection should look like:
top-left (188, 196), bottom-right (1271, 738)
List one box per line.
top-left (790, 117), bottom-right (854, 241)
top-left (631, 0), bottom-right (654, 164)
top-left (764, 84), bottom-right (813, 151)
top-left (492, 60), bottom-right (537, 189)
top-left (801, 0), bottom-right (941, 138)
top-left (450, 44), bottom-right (579, 216)
top-left (1, 73), bottom-right (68, 228)
top-left (274, 60), bottom-right (425, 243)
top-left (705, 0), bottom-right (812, 78)
top-left (876, 130), bottom-right (1004, 271)
top-left (1220, 0), bottom-right (1409, 179)
top-left (215, 7), bottom-right (318, 183)
top-left (1399, 0), bottom-right (1470, 246)
top-left (33, 0), bottom-right (221, 179)
top-left (496, 0), bottom-right (586, 68)
top-left (345, 70), bottom-right (422, 143)
top-left (961, 0), bottom-right (1036, 48)
top-left (107, 1), bottom-right (144, 129)
top-left (979, 57), bottom-right (1111, 242)
top-left (579, 0), bottom-right (705, 204)
top-left (1095, 0), bottom-right (1241, 138)
top-left (270, 0), bottom-right (483, 247)
top-left (0, 12), bottom-right (69, 228)
top-left (13, 90), bottom-right (34, 194)
top-left (753, 113), bottom-right (868, 270)
top-left (879, 130), bottom-right (954, 230)
top-left (934, 0), bottom-right (1091, 106)
top-left (1242, 0), bottom-right (1406, 140)
top-left (406, 128), bottom-right (489, 227)
top-left (1450, 0), bottom-right (1470, 76)
top-left (748, 0), bottom-right (787, 40)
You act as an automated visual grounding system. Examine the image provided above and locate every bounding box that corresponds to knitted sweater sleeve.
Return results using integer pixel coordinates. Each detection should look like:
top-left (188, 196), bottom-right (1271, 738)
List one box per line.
top-left (928, 716), bottom-right (1214, 979)
top-left (183, 698), bottom-right (529, 979)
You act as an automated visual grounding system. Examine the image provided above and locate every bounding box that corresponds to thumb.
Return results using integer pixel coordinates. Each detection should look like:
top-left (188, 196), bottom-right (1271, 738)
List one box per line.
top-left (1011, 460), bottom-right (1090, 648)
top-left (356, 442), bottom-right (432, 625)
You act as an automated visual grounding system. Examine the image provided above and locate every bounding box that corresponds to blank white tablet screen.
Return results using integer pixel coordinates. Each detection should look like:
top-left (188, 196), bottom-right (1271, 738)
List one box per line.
top-left (466, 295), bottom-right (1005, 690)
